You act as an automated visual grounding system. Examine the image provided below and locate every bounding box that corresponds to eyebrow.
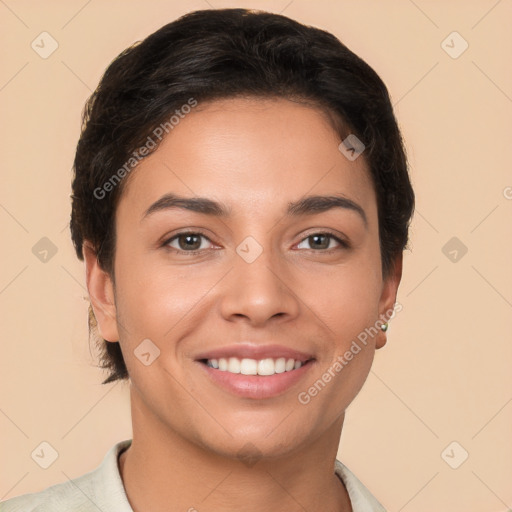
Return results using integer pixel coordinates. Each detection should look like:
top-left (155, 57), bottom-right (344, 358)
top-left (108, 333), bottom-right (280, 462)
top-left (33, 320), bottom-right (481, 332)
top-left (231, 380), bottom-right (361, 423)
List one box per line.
top-left (142, 193), bottom-right (367, 228)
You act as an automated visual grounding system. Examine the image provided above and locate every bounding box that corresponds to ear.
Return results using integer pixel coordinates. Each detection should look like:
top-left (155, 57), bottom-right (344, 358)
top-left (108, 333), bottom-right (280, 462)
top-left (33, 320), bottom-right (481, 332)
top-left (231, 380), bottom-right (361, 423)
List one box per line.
top-left (376, 252), bottom-right (403, 350)
top-left (83, 241), bottom-right (119, 343)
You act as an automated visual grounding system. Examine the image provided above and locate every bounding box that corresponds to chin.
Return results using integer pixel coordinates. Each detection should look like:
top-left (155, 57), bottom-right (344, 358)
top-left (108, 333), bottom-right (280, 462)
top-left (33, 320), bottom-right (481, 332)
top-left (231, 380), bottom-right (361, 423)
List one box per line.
top-left (193, 417), bottom-right (313, 462)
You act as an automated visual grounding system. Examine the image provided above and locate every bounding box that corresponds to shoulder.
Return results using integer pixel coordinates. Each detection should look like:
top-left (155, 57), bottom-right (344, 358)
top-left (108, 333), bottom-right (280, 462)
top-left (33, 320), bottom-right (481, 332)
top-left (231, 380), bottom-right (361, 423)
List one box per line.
top-left (334, 459), bottom-right (386, 512)
top-left (0, 440), bottom-right (133, 512)
top-left (0, 477), bottom-right (86, 512)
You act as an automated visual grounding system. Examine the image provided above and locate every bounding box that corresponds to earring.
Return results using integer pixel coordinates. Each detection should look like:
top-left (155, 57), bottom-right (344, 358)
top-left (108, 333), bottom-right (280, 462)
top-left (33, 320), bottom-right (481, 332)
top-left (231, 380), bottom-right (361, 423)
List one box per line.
top-left (381, 323), bottom-right (388, 332)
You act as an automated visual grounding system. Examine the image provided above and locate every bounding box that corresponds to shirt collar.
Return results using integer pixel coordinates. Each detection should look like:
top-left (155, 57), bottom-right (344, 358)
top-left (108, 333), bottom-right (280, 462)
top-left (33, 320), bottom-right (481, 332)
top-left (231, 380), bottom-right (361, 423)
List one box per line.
top-left (334, 459), bottom-right (386, 511)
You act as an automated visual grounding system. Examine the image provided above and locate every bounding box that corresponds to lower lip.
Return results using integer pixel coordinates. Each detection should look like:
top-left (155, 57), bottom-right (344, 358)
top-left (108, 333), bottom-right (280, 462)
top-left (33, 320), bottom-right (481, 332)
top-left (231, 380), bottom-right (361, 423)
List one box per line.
top-left (197, 360), bottom-right (315, 399)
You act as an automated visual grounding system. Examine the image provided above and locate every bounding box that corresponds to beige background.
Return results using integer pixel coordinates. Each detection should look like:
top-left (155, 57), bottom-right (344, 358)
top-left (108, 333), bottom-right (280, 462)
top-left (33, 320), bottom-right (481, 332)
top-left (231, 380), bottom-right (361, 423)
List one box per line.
top-left (1, 1), bottom-right (511, 510)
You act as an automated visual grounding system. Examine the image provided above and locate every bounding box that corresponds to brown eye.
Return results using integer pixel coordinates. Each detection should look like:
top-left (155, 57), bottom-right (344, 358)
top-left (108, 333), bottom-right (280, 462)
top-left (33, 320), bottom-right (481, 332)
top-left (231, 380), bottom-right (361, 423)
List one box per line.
top-left (165, 232), bottom-right (212, 253)
top-left (296, 232), bottom-right (348, 251)
top-left (308, 234), bottom-right (331, 250)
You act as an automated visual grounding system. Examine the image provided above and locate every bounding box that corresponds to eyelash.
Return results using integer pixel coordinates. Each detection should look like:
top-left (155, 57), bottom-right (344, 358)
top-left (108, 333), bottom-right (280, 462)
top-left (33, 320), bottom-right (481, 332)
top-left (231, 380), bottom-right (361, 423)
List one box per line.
top-left (162, 230), bottom-right (350, 255)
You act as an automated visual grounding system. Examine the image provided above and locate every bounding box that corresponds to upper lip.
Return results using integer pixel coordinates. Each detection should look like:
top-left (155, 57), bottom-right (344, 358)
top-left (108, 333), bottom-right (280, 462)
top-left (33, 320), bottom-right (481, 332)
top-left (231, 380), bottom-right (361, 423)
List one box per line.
top-left (194, 343), bottom-right (315, 363)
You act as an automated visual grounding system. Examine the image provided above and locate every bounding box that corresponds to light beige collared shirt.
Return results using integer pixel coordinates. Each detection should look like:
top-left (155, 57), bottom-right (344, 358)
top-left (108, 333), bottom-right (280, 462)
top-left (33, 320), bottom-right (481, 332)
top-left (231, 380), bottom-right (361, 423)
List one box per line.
top-left (1, 439), bottom-right (386, 511)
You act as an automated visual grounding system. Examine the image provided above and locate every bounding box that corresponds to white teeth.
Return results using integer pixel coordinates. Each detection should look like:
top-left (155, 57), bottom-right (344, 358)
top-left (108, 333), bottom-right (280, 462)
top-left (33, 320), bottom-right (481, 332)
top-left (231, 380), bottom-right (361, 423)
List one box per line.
top-left (206, 356), bottom-right (305, 375)
top-left (228, 357), bottom-right (241, 373)
top-left (274, 357), bottom-right (286, 373)
top-left (240, 358), bottom-right (258, 375)
top-left (257, 358), bottom-right (275, 376)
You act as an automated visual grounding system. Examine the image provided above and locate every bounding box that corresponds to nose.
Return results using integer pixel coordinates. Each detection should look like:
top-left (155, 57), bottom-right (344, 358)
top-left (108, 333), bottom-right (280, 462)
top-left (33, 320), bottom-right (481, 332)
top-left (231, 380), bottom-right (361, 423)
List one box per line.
top-left (218, 241), bottom-right (300, 327)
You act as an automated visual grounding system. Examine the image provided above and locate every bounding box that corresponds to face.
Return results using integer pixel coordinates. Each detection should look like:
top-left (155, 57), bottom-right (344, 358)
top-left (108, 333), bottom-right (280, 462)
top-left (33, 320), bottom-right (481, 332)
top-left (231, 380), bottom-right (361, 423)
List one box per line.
top-left (86, 97), bottom-right (402, 460)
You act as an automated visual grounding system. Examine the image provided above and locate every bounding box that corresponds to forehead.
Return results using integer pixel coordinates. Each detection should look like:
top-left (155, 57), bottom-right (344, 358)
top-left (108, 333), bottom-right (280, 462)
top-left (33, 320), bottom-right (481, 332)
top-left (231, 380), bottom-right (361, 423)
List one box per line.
top-left (117, 97), bottom-right (376, 222)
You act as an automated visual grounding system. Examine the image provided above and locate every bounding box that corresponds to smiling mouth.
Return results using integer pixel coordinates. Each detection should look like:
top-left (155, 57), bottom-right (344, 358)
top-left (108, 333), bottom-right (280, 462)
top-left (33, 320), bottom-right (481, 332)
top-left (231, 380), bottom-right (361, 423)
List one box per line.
top-left (199, 357), bottom-right (314, 376)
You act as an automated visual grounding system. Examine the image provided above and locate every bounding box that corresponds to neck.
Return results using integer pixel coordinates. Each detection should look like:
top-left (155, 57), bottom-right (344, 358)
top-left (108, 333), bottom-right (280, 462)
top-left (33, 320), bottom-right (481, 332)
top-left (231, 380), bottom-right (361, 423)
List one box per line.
top-left (118, 389), bottom-right (352, 512)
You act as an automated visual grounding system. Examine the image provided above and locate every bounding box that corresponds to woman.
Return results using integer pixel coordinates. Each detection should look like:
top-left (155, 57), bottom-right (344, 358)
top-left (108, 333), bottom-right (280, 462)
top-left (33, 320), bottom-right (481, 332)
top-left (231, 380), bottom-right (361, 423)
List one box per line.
top-left (1, 8), bottom-right (414, 512)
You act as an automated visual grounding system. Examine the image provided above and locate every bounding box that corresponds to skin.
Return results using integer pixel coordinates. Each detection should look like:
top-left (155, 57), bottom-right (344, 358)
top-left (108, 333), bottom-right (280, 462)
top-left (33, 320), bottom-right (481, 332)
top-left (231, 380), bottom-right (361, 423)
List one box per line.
top-left (84, 97), bottom-right (402, 512)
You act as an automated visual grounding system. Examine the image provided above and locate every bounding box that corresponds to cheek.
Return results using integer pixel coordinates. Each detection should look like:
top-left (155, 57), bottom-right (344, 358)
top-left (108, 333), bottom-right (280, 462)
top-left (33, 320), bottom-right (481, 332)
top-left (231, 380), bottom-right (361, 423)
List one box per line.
top-left (113, 248), bottom-right (218, 346)
top-left (302, 252), bottom-right (382, 402)
top-left (303, 269), bottom-right (380, 415)
top-left (311, 258), bottom-right (381, 340)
